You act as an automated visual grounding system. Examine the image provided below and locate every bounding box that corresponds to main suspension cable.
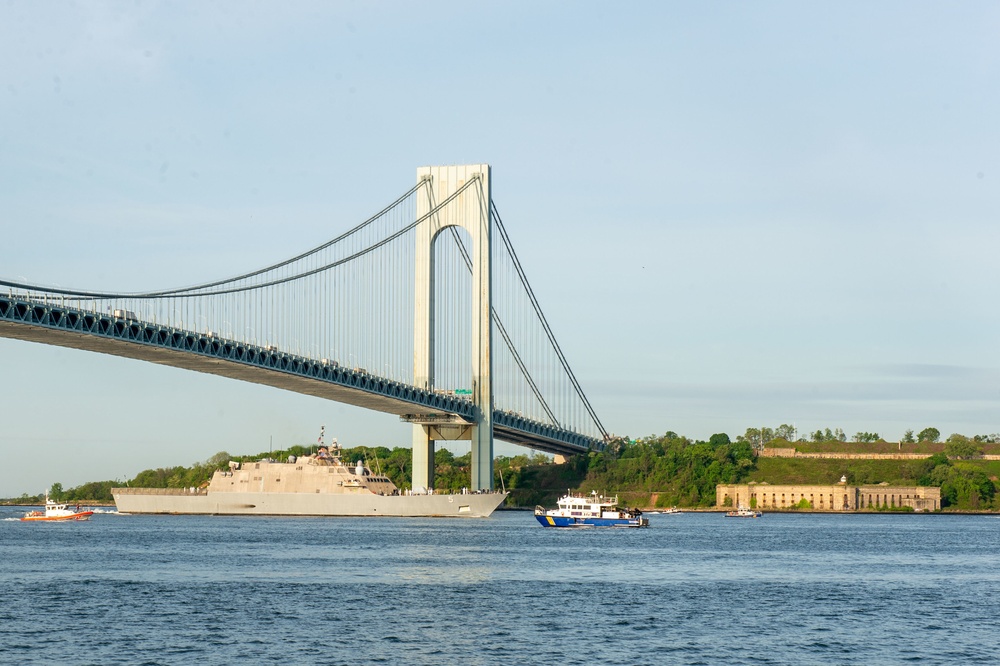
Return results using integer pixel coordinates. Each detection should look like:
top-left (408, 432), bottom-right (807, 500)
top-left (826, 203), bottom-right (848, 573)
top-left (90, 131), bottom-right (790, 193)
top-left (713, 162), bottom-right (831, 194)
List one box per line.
top-left (490, 201), bottom-right (608, 439)
top-left (0, 179), bottom-right (474, 301)
top-left (445, 226), bottom-right (559, 426)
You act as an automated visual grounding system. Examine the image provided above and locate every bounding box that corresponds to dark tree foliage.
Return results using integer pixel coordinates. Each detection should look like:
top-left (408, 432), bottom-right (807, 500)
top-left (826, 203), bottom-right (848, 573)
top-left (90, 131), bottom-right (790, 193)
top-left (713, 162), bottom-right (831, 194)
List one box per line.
top-left (918, 427), bottom-right (941, 443)
top-left (913, 453), bottom-right (997, 509)
top-left (63, 481), bottom-right (117, 503)
top-left (579, 433), bottom-right (755, 507)
top-left (709, 433), bottom-right (731, 448)
top-left (944, 435), bottom-right (982, 460)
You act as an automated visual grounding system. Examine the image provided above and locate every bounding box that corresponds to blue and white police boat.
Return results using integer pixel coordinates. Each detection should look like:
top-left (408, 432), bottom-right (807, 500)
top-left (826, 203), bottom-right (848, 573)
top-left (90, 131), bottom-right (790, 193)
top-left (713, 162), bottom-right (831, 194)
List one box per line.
top-left (535, 491), bottom-right (649, 528)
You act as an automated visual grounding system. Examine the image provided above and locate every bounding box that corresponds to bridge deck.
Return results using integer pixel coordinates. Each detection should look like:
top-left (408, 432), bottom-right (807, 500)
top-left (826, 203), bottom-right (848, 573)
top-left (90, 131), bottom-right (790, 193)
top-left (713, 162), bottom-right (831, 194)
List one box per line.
top-left (0, 296), bottom-right (604, 456)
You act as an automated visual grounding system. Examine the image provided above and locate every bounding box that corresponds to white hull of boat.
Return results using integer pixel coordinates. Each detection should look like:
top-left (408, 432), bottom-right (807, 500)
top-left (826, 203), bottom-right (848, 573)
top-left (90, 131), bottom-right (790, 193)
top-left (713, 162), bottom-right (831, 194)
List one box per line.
top-left (112, 490), bottom-right (507, 518)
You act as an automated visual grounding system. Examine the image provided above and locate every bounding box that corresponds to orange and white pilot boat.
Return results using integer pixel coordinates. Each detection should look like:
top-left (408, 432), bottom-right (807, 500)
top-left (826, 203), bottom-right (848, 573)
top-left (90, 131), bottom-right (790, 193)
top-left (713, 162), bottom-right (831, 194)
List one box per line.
top-left (21, 495), bottom-right (94, 522)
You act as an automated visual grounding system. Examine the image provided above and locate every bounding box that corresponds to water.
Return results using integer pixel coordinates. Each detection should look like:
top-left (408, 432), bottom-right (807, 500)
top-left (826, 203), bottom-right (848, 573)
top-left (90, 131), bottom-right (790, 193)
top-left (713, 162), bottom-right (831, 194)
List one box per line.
top-left (2, 508), bottom-right (999, 665)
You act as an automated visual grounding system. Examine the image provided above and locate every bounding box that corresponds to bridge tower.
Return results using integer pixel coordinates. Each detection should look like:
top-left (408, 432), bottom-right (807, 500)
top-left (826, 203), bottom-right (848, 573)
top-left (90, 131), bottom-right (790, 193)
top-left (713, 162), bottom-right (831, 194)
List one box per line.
top-left (411, 164), bottom-right (494, 491)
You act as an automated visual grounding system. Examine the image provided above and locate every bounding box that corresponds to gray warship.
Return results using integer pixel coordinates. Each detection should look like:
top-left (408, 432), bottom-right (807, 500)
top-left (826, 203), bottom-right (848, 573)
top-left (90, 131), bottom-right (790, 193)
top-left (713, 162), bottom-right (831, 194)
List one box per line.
top-left (112, 439), bottom-right (507, 518)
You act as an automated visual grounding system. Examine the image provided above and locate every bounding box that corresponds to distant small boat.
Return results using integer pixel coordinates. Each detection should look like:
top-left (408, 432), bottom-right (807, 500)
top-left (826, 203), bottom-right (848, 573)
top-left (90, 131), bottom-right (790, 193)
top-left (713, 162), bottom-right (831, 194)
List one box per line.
top-left (21, 496), bottom-right (94, 522)
top-left (725, 505), bottom-right (762, 518)
top-left (662, 507), bottom-right (682, 514)
top-left (535, 490), bottom-right (649, 528)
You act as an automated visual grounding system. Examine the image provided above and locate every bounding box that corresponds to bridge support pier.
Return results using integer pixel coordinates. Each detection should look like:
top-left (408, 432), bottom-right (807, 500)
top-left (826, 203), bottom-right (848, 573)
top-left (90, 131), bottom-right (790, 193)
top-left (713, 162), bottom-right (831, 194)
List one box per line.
top-left (411, 429), bottom-right (435, 492)
top-left (412, 164), bottom-right (495, 491)
top-left (470, 417), bottom-right (494, 492)
top-left (411, 421), bottom-right (481, 491)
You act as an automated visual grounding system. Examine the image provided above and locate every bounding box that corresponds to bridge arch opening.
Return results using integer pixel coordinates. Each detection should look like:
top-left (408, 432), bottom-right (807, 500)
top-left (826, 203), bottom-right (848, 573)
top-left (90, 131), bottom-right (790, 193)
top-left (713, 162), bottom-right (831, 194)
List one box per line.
top-left (428, 224), bottom-right (473, 398)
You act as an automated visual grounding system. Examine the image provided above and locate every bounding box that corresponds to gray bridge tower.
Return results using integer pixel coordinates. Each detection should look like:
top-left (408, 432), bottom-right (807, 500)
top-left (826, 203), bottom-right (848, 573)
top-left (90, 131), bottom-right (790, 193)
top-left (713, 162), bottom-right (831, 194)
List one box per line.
top-left (410, 164), bottom-right (494, 491)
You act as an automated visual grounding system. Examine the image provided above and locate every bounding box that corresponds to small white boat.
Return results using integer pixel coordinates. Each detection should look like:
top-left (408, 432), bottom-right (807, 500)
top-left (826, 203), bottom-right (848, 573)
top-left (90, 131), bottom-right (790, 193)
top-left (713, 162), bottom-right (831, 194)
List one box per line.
top-left (725, 504), bottom-right (762, 518)
top-left (22, 495), bottom-right (94, 522)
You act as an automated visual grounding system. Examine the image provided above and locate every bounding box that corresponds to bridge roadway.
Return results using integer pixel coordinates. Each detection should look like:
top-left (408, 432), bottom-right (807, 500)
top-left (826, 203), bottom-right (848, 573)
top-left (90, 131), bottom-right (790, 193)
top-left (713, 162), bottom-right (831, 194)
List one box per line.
top-left (0, 295), bottom-right (604, 456)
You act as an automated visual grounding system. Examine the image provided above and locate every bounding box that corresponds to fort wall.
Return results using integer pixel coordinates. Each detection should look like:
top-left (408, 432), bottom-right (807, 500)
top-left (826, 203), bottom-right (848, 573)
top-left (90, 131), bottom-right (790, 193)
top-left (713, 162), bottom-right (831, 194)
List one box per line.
top-left (716, 482), bottom-right (941, 512)
top-left (759, 448), bottom-right (1000, 461)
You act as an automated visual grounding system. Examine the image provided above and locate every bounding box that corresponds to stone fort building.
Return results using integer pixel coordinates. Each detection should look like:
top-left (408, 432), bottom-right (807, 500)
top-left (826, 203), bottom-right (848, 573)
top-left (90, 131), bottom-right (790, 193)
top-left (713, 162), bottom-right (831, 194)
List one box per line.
top-left (716, 478), bottom-right (940, 512)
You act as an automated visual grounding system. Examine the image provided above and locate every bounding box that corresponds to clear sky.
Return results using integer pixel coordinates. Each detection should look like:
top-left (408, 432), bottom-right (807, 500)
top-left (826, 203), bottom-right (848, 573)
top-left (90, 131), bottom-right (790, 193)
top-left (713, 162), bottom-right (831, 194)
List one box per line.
top-left (1, 2), bottom-right (999, 496)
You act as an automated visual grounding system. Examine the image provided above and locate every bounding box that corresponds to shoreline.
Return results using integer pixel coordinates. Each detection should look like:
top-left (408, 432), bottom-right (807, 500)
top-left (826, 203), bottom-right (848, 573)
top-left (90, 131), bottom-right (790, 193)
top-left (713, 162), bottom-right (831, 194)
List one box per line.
top-left (641, 507), bottom-right (1000, 516)
top-left (5, 500), bottom-right (999, 516)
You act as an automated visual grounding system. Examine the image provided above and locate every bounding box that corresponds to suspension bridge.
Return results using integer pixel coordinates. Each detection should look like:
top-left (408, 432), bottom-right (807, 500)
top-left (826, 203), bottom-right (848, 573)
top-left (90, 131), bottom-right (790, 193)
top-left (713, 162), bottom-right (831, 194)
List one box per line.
top-left (0, 165), bottom-right (611, 490)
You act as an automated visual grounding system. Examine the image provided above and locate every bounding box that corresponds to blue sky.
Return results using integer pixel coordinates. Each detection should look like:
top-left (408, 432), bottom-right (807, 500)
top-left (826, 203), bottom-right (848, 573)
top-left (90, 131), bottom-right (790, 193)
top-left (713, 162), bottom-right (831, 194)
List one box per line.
top-left (2, 2), bottom-right (999, 496)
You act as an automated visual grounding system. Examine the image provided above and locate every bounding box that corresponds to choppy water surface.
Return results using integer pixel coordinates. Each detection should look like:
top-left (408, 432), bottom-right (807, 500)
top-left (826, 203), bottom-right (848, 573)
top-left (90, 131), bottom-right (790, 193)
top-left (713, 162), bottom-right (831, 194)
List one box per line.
top-left (2, 508), bottom-right (998, 665)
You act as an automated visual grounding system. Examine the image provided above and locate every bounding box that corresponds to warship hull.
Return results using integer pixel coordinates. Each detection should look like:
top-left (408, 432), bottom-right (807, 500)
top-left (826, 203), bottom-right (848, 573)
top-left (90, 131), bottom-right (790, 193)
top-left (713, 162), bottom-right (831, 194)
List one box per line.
top-left (112, 487), bottom-right (507, 518)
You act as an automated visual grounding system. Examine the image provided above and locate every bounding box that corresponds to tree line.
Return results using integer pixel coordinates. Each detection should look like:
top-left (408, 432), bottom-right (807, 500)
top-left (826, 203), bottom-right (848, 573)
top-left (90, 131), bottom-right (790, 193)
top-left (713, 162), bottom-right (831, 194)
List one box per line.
top-left (738, 424), bottom-right (1000, 450)
top-left (22, 444), bottom-right (551, 505)
top-left (12, 427), bottom-right (1000, 511)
